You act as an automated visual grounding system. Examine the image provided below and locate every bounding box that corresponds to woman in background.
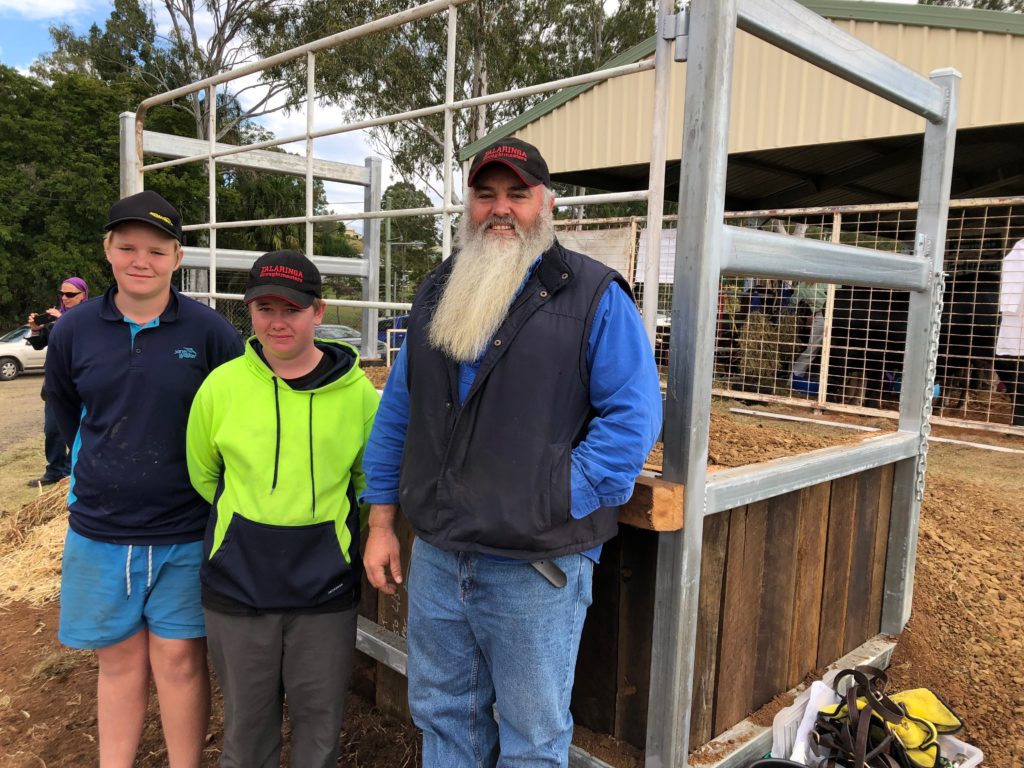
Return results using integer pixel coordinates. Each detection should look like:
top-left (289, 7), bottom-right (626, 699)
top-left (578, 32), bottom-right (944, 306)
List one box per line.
top-left (26, 276), bottom-right (89, 487)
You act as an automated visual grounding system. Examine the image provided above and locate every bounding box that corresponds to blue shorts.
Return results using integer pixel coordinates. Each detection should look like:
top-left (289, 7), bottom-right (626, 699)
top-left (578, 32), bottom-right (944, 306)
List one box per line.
top-left (58, 528), bottom-right (206, 650)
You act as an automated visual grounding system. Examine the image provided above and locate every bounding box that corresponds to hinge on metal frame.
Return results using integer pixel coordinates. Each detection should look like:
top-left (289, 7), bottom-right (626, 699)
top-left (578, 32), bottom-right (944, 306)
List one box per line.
top-left (662, 7), bottom-right (690, 62)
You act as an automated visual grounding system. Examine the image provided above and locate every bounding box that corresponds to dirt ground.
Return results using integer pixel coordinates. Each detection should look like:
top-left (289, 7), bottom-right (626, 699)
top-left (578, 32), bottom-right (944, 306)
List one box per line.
top-left (0, 369), bottom-right (1021, 767)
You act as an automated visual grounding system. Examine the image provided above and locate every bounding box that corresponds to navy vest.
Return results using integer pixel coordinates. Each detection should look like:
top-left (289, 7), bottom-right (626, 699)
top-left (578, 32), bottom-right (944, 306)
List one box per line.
top-left (399, 241), bottom-right (629, 559)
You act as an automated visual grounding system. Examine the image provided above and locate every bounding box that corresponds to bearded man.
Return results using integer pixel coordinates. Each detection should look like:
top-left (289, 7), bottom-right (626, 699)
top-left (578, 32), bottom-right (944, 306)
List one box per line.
top-left (361, 138), bottom-right (662, 768)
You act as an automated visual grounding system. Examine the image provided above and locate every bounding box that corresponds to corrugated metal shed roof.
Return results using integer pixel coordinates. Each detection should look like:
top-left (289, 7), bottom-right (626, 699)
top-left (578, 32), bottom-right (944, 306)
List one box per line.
top-left (458, 1), bottom-right (1024, 208)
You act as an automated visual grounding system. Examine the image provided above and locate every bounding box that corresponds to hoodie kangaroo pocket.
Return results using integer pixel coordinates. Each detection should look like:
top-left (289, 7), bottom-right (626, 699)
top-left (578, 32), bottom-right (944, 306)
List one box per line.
top-left (202, 514), bottom-right (351, 609)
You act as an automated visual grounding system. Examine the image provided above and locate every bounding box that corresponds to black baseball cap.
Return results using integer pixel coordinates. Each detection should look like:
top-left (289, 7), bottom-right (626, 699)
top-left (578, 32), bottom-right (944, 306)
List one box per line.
top-left (467, 138), bottom-right (550, 188)
top-left (105, 190), bottom-right (182, 241)
top-left (244, 250), bottom-right (321, 309)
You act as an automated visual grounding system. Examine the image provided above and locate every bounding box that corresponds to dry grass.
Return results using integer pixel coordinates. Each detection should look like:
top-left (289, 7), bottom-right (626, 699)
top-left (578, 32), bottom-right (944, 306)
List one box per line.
top-left (1, 479), bottom-right (68, 546)
top-left (0, 515), bottom-right (65, 607)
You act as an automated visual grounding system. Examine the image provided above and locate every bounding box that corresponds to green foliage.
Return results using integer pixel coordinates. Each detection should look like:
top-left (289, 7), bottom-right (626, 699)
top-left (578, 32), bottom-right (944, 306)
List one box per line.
top-left (0, 66), bottom-right (128, 325)
top-left (382, 182), bottom-right (441, 302)
top-left (249, 1), bottom-right (659, 189)
top-left (0, 0), bottom-right (362, 325)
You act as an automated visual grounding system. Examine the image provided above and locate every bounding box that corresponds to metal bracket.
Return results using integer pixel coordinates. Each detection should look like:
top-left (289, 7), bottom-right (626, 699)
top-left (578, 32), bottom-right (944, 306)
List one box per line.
top-left (662, 8), bottom-right (690, 62)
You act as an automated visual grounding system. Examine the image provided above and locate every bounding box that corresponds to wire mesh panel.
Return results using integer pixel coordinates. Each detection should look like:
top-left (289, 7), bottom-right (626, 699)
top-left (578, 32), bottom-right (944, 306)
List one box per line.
top-left (541, 199), bottom-right (1024, 433)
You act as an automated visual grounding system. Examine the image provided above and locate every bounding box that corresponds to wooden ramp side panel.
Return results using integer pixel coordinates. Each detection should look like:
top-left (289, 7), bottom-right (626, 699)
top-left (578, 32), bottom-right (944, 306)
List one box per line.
top-left (614, 526), bottom-right (660, 747)
top-left (573, 535), bottom-right (623, 734)
top-left (786, 480), bottom-right (832, 689)
top-left (844, 466), bottom-right (884, 654)
top-left (753, 489), bottom-right (802, 708)
top-left (713, 501), bottom-right (769, 734)
top-left (375, 514), bottom-right (416, 721)
top-left (689, 511), bottom-right (730, 749)
top-left (817, 474), bottom-right (859, 668)
top-left (867, 464), bottom-right (895, 636)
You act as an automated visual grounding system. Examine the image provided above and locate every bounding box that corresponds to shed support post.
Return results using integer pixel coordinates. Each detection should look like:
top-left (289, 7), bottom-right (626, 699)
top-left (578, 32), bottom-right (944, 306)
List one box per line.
top-left (645, 2), bottom-right (738, 766)
top-left (883, 69), bottom-right (960, 635)
top-left (641, 0), bottom-right (677, 346)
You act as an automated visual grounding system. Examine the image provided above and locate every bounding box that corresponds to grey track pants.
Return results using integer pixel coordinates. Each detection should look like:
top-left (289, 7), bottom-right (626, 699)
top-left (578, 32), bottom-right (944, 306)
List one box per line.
top-left (205, 606), bottom-right (358, 768)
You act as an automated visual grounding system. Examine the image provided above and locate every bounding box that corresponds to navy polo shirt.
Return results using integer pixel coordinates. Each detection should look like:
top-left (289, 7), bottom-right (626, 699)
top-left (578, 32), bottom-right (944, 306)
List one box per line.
top-left (45, 286), bottom-right (243, 545)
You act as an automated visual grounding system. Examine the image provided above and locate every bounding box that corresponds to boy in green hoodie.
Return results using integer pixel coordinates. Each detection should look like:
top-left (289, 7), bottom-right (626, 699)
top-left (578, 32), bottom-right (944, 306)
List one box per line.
top-left (186, 250), bottom-right (379, 768)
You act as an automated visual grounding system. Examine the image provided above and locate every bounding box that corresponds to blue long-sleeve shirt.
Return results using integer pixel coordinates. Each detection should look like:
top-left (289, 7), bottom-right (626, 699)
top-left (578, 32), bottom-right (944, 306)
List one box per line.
top-left (362, 273), bottom-right (663, 561)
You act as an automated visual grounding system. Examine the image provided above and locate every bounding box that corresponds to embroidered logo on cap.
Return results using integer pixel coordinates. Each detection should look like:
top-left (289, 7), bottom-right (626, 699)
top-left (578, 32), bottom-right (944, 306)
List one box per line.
top-left (259, 265), bottom-right (304, 283)
top-left (482, 146), bottom-right (528, 163)
top-left (149, 211), bottom-right (173, 226)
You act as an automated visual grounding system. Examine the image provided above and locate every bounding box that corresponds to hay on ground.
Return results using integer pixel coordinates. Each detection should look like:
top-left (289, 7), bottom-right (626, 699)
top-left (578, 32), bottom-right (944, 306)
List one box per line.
top-left (2, 478), bottom-right (68, 545)
top-left (0, 515), bottom-right (65, 607)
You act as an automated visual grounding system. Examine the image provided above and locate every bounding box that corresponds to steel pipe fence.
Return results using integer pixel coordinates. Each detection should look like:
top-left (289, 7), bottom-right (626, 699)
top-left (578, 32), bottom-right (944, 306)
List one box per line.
top-left (124, 2), bottom-right (965, 766)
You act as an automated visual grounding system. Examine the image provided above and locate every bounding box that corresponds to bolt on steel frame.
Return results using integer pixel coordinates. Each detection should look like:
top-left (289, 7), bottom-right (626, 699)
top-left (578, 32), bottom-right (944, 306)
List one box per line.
top-left (118, 1), bottom-right (957, 766)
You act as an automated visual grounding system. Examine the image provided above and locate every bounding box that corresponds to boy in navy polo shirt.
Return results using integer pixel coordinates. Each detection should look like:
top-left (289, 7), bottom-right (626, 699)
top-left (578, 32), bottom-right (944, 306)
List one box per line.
top-left (44, 190), bottom-right (243, 768)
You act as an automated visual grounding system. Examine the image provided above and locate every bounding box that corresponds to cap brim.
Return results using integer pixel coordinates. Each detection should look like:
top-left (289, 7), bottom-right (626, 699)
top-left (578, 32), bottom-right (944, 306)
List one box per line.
top-left (244, 284), bottom-right (315, 308)
top-left (104, 216), bottom-right (180, 241)
top-left (469, 159), bottom-right (544, 188)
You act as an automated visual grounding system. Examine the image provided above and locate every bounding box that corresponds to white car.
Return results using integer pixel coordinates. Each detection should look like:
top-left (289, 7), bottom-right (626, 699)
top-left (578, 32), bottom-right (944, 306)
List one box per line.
top-left (0, 325), bottom-right (47, 381)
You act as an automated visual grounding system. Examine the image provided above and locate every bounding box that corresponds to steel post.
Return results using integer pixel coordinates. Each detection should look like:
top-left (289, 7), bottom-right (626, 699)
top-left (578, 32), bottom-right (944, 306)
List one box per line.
top-left (883, 69), bottom-right (960, 634)
top-left (646, 2), bottom-right (738, 766)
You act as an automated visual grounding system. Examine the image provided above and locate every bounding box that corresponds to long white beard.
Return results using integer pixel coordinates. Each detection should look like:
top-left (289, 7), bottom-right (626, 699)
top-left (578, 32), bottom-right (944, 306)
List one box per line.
top-left (428, 208), bottom-right (556, 362)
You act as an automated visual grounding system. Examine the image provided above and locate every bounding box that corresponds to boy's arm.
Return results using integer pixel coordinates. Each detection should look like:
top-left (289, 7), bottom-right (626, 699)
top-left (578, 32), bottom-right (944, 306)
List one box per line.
top-left (43, 321), bottom-right (82, 447)
top-left (185, 382), bottom-right (223, 503)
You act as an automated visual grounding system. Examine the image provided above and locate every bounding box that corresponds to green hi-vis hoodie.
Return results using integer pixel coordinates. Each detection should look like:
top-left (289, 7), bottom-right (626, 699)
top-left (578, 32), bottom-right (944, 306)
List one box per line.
top-left (186, 336), bottom-right (379, 611)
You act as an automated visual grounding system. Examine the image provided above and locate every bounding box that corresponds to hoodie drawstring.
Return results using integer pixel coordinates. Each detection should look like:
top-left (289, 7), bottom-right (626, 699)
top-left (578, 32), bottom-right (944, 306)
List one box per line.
top-left (269, 378), bottom-right (317, 519)
top-left (271, 377), bottom-right (281, 493)
top-left (309, 393), bottom-right (316, 519)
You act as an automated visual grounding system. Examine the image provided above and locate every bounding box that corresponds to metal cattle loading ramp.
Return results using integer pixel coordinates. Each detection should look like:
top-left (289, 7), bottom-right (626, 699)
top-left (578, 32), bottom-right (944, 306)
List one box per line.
top-left (119, 1), bottom-right (957, 766)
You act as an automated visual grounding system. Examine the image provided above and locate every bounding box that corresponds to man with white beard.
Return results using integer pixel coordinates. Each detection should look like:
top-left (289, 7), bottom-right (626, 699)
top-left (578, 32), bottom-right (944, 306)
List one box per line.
top-left (361, 138), bottom-right (662, 768)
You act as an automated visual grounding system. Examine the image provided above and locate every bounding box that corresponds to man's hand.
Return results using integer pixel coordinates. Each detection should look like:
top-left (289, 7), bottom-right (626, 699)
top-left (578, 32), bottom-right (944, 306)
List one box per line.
top-left (364, 504), bottom-right (404, 595)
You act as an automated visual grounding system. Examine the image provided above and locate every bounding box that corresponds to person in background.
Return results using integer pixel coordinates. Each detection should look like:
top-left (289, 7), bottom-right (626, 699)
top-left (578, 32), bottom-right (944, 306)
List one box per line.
top-left (995, 238), bottom-right (1024, 427)
top-left (26, 277), bottom-right (89, 486)
top-left (790, 281), bottom-right (826, 392)
top-left (361, 138), bottom-right (662, 768)
top-left (187, 250), bottom-right (379, 768)
top-left (44, 190), bottom-right (243, 768)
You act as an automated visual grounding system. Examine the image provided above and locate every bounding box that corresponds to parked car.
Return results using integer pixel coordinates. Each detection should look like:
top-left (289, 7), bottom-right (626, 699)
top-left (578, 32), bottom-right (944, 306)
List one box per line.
top-left (377, 313), bottom-right (409, 351)
top-left (0, 325), bottom-right (47, 381)
top-left (317, 324), bottom-right (387, 357)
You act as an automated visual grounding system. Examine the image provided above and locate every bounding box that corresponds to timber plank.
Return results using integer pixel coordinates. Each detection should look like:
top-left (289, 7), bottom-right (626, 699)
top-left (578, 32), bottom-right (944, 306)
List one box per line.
top-left (619, 474), bottom-right (684, 531)
top-left (689, 511), bottom-right (730, 748)
top-left (868, 463), bottom-right (895, 636)
top-left (574, 536), bottom-right (622, 734)
top-left (714, 501), bottom-right (768, 734)
top-left (817, 474), bottom-right (859, 668)
top-left (614, 527), bottom-right (660, 748)
top-left (786, 481), bottom-right (832, 689)
top-left (375, 513), bottom-right (416, 721)
top-left (753, 490), bottom-right (801, 708)
top-left (844, 467), bottom-right (883, 654)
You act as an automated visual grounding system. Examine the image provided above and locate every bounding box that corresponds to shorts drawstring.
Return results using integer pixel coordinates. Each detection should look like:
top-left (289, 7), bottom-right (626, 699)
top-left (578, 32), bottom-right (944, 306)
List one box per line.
top-left (126, 544), bottom-right (133, 599)
top-left (125, 544), bottom-right (155, 598)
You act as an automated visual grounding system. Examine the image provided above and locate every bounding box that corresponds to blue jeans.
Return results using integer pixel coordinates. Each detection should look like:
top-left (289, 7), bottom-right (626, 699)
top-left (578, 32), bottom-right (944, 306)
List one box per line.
top-left (407, 539), bottom-right (594, 768)
top-left (43, 399), bottom-right (70, 481)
